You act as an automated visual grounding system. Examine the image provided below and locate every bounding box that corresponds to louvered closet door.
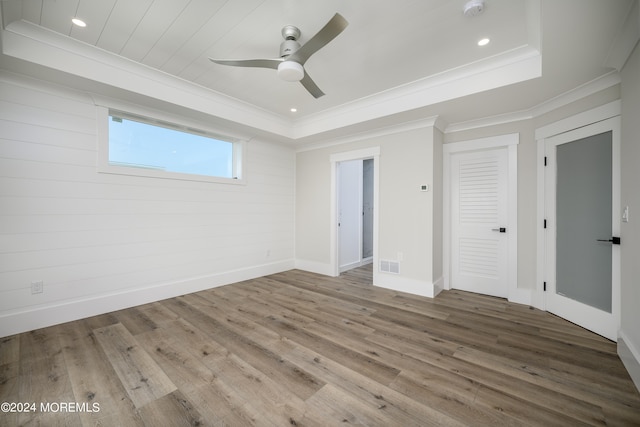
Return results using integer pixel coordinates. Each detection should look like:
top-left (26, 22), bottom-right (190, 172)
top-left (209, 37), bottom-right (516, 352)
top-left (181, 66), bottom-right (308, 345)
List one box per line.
top-left (451, 147), bottom-right (509, 298)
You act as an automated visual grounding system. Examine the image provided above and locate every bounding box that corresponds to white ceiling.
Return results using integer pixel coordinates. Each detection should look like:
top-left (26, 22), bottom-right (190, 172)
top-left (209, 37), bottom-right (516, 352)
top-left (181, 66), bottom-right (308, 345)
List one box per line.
top-left (0, 0), bottom-right (634, 145)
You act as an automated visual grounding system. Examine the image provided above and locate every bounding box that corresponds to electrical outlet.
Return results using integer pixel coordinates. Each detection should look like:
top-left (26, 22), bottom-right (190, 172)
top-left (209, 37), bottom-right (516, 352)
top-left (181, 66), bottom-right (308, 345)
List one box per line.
top-left (31, 281), bottom-right (43, 294)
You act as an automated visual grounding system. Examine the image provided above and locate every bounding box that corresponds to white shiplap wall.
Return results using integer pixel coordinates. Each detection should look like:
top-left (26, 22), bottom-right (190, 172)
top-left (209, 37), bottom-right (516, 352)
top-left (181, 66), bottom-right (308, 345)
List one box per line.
top-left (0, 72), bottom-right (295, 337)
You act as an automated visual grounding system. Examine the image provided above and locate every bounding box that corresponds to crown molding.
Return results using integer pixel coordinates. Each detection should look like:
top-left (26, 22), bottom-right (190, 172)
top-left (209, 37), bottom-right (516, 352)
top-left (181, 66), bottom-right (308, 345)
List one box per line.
top-left (295, 116), bottom-right (440, 153)
top-left (1, 9), bottom-right (549, 145)
top-left (445, 71), bottom-right (621, 134)
top-left (2, 16), bottom-right (544, 145)
top-left (1, 19), bottom-right (540, 144)
top-left (291, 46), bottom-right (542, 140)
top-left (1, 17), bottom-right (619, 145)
top-left (1, 20), bottom-right (294, 139)
top-left (604, 0), bottom-right (640, 71)
top-left (530, 70), bottom-right (620, 117)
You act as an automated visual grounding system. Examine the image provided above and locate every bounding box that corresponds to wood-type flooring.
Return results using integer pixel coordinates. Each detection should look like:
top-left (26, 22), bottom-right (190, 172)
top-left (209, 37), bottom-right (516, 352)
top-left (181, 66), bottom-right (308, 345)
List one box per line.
top-left (1, 265), bottom-right (639, 426)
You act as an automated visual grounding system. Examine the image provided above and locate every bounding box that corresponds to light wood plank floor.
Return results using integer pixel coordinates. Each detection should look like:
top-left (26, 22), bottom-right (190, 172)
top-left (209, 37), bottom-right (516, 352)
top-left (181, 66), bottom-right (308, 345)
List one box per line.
top-left (1, 265), bottom-right (639, 426)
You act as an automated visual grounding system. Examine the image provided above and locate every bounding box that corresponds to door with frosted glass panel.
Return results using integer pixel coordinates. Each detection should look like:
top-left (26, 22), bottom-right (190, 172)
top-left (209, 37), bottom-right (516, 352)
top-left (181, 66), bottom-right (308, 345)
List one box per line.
top-left (544, 117), bottom-right (620, 341)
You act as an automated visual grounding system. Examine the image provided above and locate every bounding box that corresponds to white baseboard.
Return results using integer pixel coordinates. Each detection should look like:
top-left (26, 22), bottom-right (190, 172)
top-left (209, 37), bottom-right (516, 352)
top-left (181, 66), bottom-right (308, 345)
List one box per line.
top-left (619, 331), bottom-right (640, 393)
top-left (433, 276), bottom-right (444, 297)
top-left (339, 261), bottom-right (363, 273)
top-left (295, 259), bottom-right (336, 276)
top-left (0, 259), bottom-right (294, 338)
top-left (339, 257), bottom-right (373, 273)
top-left (373, 272), bottom-right (437, 298)
top-left (508, 287), bottom-right (533, 307)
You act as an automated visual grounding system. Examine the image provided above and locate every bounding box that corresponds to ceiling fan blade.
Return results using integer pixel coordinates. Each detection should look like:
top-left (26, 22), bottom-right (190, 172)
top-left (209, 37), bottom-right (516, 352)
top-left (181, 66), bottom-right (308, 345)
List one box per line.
top-left (288, 13), bottom-right (348, 65)
top-left (300, 72), bottom-right (325, 98)
top-left (209, 58), bottom-right (282, 70)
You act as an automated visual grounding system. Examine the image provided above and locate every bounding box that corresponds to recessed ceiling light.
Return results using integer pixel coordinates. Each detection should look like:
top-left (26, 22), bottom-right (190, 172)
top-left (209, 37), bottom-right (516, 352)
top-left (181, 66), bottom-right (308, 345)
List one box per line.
top-left (71, 18), bottom-right (87, 27)
top-left (290, 108), bottom-right (298, 113)
top-left (477, 38), bottom-right (490, 46)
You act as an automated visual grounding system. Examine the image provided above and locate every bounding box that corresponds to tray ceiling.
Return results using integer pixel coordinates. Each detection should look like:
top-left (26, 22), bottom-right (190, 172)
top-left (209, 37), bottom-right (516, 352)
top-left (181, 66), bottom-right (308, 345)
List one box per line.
top-left (0, 0), bottom-right (633, 144)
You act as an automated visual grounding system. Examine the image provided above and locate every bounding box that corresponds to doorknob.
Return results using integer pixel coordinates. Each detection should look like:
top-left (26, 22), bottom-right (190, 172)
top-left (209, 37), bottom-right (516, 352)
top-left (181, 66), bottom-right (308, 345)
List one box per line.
top-left (597, 236), bottom-right (621, 245)
top-left (491, 227), bottom-right (507, 233)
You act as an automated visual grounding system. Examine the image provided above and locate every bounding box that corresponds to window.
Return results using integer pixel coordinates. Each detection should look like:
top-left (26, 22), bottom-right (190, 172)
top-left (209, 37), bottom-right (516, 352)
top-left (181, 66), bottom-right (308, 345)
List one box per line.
top-left (98, 108), bottom-right (244, 183)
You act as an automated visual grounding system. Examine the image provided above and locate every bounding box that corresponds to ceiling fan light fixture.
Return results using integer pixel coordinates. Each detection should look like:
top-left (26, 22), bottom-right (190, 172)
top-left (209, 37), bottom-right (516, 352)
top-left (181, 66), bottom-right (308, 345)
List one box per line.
top-left (277, 61), bottom-right (304, 82)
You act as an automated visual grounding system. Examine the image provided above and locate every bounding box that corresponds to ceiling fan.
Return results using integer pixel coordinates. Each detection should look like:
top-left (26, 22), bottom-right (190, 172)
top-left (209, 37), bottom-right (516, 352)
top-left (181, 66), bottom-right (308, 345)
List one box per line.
top-left (209, 13), bottom-right (348, 99)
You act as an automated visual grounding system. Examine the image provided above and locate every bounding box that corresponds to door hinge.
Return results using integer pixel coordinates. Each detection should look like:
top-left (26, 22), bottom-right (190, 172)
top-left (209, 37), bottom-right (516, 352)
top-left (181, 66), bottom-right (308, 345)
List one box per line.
top-left (543, 281), bottom-right (547, 291)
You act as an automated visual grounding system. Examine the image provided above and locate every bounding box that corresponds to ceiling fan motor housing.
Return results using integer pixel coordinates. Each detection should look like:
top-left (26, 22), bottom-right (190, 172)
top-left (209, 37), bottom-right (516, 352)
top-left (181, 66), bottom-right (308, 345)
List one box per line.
top-left (280, 25), bottom-right (301, 58)
top-left (280, 39), bottom-right (301, 57)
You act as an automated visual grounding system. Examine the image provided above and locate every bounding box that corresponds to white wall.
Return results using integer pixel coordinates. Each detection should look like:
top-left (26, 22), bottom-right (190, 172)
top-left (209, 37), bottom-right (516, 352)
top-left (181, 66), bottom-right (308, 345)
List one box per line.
top-left (0, 72), bottom-right (295, 337)
top-left (296, 124), bottom-right (442, 297)
top-left (620, 41), bottom-right (640, 389)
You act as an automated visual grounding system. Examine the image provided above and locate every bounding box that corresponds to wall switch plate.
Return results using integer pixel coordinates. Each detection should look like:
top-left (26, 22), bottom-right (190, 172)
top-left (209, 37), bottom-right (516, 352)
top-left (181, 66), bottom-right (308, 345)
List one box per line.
top-left (622, 206), bottom-right (629, 223)
top-left (31, 281), bottom-right (43, 294)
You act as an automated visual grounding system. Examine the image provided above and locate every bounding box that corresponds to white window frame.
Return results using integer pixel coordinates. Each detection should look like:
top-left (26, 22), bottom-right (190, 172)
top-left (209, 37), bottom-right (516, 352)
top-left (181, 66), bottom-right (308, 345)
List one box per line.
top-left (96, 106), bottom-right (246, 184)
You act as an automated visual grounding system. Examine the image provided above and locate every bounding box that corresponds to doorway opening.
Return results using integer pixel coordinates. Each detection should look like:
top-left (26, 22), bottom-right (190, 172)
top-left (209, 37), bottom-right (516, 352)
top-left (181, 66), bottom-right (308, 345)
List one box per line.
top-left (329, 147), bottom-right (380, 278)
top-left (337, 158), bottom-right (374, 272)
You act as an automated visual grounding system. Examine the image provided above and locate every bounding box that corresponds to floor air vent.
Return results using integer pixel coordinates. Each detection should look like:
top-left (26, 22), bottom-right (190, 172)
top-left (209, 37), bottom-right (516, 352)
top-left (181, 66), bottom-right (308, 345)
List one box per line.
top-left (380, 260), bottom-right (400, 274)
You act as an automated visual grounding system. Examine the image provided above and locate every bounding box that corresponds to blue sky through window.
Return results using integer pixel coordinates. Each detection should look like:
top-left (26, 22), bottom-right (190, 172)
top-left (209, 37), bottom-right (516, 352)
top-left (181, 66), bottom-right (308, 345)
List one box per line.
top-left (109, 116), bottom-right (233, 178)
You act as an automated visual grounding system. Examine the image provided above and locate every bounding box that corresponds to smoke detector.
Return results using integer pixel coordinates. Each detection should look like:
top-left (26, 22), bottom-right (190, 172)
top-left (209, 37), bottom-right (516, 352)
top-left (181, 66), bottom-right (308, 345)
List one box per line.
top-left (463, 0), bottom-right (485, 17)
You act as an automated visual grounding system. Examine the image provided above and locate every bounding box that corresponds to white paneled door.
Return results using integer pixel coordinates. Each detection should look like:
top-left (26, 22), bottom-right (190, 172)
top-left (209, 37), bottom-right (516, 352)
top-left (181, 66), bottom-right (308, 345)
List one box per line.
top-left (451, 147), bottom-right (509, 298)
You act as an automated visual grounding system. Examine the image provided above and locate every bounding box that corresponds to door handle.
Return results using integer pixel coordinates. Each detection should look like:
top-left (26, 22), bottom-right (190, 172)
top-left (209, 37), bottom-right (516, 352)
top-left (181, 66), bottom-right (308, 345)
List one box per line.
top-left (491, 227), bottom-right (507, 233)
top-left (597, 237), bottom-right (621, 245)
